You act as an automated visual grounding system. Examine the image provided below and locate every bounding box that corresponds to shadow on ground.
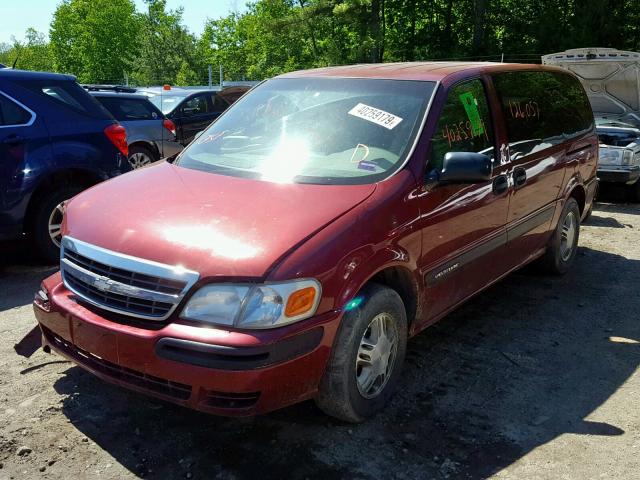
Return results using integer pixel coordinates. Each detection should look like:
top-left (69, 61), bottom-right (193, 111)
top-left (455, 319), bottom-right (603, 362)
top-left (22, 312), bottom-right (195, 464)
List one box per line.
top-left (50, 246), bottom-right (640, 479)
top-left (0, 240), bottom-right (56, 312)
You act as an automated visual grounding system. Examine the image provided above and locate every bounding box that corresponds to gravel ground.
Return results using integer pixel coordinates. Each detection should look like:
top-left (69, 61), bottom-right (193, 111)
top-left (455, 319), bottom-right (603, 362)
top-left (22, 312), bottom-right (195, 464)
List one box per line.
top-left (1, 195), bottom-right (639, 480)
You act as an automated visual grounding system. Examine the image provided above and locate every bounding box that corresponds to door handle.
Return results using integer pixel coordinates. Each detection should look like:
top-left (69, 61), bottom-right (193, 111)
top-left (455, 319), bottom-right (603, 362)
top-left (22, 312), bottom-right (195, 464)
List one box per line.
top-left (493, 174), bottom-right (509, 195)
top-left (513, 167), bottom-right (527, 188)
top-left (1, 135), bottom-right (28, 145)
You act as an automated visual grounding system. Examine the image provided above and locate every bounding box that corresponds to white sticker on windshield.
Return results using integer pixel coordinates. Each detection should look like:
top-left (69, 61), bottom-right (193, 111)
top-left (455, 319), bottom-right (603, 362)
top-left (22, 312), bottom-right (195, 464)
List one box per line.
top-left (348, 103), bottom-right (403, 130)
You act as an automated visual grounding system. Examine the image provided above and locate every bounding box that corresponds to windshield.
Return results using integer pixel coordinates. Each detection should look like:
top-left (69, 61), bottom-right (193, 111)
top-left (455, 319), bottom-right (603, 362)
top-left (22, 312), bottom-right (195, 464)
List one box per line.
top-left (148, 94), bottom-right (187, 114)
top-left (175, 78), bottom-right (435, 185)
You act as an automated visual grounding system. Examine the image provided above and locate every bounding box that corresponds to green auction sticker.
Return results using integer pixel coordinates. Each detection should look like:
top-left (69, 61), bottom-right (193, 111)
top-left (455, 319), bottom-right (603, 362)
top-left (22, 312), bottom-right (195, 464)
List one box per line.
top-left (459, 92), bottom-right (484, 137)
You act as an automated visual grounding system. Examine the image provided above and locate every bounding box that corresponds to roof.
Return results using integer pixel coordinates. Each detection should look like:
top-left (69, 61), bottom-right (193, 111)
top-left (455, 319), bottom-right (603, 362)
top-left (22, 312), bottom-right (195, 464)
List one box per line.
top-left (279, 61), bottom-right (562, 82)
top-left (0, 68), bottom-right (76, 82)
top-left (88, 91), bottom-right (149, 100)
top-left (137, 86), bottom-right (222, 97)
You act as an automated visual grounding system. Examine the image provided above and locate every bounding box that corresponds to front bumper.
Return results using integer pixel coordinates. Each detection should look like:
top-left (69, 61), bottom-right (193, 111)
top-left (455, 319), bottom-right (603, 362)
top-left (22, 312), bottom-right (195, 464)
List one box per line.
top-left (597, 167), bottom-right (640, 184)
top-left (34, 273), bottom-right (341, 416)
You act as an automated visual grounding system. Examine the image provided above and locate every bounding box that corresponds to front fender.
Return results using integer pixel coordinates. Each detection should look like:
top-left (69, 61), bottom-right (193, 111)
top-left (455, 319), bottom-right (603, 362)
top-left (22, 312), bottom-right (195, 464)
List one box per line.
top-left (267, 170), bottom-right (423, 320)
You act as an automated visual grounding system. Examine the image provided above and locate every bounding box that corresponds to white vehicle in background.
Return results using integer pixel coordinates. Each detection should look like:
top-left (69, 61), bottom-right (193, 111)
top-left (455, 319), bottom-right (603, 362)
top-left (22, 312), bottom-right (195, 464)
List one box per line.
top-left (543, 48), bottom-right (640, 200)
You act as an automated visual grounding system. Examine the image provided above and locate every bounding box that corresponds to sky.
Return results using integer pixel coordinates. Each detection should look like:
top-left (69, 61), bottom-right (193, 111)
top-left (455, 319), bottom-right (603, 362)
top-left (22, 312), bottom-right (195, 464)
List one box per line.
top-left (0, 0), bottom-right (243, 44)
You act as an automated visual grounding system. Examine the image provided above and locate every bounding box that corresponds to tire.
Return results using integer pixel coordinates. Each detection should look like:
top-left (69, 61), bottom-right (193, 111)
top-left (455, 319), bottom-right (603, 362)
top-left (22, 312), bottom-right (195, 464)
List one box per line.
top-left (30, 186), bottom-right (82, 264)
top-left (128, 144), bottom-right (157, 169)
top-left (627, 180), bottom-right (640, 203)
top-left (538, 197), bottom-right (580, 275)
top-left (315, 283), bottom-right (407, 423)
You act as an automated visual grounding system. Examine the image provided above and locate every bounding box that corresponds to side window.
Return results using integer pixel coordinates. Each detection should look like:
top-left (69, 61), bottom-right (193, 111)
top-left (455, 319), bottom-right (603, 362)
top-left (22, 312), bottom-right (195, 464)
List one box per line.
top-left (99, 97), bottom-right (158, 121)
top-left (0, 93), bottom-right (32, 126)
top-left (211, 93), bottom-right (229, 112)
top-left (553, 72), bottom-right (594, 135)
top-left (23, 80), bottom-right (112, 119)
top-left (182, 95), bottom-right (209, 116)
top-left (429, 79), bottom-right (495, 172)
top-left (42, 86), bottom-right (84, 110)
top-left (493, 71), bottom-right (594, 161)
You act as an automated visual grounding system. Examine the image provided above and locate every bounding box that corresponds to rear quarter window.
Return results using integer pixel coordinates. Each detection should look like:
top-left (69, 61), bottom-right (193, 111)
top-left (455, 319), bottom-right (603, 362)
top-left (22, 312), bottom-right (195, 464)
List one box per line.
top-left (0, 92), bottom-right (33, 126)
top-left (493, 71), bottom-right (594, 160)
top-left (96, 97), bottom-right (160, 121)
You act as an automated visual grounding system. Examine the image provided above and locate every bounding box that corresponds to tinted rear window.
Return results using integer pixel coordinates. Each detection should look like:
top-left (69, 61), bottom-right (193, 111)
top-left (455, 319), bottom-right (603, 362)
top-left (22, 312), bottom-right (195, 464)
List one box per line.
top-left (0, 92), bottom-right (32, 126)
top-left (493, 71), bottom-right (594, 159)
top-left (96, 97), bottom-right (160, 121)
top-left (23, 80), bottom-right (112, 119)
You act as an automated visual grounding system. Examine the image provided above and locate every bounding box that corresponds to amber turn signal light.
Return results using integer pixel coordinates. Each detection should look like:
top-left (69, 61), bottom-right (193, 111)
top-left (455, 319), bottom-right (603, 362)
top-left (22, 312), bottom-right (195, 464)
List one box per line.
top-left (285, 287), bottom-right (317, 317)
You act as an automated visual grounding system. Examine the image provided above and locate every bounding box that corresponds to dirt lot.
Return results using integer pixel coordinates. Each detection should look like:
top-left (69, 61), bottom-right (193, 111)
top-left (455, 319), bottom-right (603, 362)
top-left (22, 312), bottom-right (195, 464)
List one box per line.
top-left (1, 196), bottom-right (639, 480)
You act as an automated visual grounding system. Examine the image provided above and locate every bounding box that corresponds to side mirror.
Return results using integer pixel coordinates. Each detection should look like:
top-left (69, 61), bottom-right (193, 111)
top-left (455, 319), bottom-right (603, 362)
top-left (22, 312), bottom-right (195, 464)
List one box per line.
top-left (439, 152), bottom-right (492, 183)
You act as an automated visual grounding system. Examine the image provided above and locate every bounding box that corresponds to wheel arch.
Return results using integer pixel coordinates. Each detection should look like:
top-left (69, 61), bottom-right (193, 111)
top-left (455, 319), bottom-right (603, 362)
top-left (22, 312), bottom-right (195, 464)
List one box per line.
top-left (338, 256), bottom-right (422, 333)
top-left (568, 184), bottom-right (586, 215)
top-left (129, 141), bottom-right (159, 159)
top-left (24, 168), bottom-right (101, 231)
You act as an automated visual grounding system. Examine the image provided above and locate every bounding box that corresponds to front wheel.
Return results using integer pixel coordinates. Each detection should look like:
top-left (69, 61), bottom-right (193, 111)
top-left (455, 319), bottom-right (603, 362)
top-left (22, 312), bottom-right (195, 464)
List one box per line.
top-left (31, 186), bottom-right (82, 264)
top-left (538, 197), bottom-right (580, 275)
top-left (315, 283), bottom-right (407, 422)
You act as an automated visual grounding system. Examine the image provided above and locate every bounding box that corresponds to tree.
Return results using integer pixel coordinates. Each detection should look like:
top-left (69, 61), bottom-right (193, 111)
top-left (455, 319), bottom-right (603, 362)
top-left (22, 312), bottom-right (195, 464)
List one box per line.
top-left (2, 29), bottom-right (55, 72)
top-left (131, 0), bottom-right (199, 86)
top-left (49, 0), bottom-right (139, 83)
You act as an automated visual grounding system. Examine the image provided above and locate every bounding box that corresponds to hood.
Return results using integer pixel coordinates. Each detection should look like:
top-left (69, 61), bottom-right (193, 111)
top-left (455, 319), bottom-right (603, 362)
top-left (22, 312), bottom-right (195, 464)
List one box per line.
top-left (542, 48), bottom-right (640, 126)
top-left (64, 162), bottom-right (376, 278)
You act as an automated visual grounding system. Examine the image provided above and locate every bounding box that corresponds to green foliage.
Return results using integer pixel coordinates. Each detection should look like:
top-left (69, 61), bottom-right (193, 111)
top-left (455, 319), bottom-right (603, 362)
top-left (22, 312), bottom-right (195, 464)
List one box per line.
top-left (131, 0), bottom-right (199, 85)
top-left (3, 0), bottom-right (640, 84)
top-left (49, 0), bottom-right (139, 83)
top-left (0, 29), bottom-right (54, 71)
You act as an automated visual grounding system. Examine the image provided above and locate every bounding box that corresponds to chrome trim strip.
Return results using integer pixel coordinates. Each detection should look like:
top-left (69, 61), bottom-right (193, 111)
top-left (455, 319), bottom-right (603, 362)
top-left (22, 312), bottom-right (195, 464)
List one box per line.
top-left (0, 90), bottom-right (36, 128)
top-left (61, 258), bottom-right (181, 304)
top-left (61, 236), bottom-right (199, 321)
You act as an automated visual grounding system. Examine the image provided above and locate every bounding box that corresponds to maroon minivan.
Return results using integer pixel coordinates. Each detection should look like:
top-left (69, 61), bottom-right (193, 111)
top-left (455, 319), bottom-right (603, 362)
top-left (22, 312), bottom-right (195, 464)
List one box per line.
top-left (33, 62), bottom-right (597, 422)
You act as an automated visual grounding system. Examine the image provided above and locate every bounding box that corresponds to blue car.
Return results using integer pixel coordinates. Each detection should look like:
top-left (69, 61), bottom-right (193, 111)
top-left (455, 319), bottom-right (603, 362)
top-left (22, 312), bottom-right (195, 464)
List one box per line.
top-left (0, 69), bottom-right (130, 262)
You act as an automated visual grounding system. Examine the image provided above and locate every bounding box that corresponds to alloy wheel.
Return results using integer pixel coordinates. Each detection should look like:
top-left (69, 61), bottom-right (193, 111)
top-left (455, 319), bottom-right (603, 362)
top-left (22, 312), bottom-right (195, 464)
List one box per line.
top-left (48, 202), bottom-right (64, 248)
top-left (129, 152), bottom-right (153, 169)
top-left (560, 211), bottom-right (577, 261)
top-left (355, 312), bottom-right (399, 399)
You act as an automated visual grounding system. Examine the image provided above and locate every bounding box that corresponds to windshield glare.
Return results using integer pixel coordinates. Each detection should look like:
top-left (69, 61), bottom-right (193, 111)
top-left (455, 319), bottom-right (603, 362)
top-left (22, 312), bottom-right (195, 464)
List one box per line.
top-left (148, 95), bottom-right (186, 114)
top-left (176, 78), bottom-right (435, 184)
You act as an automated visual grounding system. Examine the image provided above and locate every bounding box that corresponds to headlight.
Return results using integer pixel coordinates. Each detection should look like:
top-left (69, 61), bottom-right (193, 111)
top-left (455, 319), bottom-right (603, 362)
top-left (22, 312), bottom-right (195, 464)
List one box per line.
top-left (599, 148), bottom-right (624, 165)
top-left (181, 279), bottom-right (321, 329)
top-left (599, 147), bottom-right (635, 166)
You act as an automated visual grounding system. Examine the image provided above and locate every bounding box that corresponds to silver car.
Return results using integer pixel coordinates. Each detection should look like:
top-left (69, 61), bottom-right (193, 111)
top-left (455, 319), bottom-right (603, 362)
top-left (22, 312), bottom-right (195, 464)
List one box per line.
top-left (87, 87), bottom-right (183, 168)
top-left (543, 48), bottom-right (640, 200)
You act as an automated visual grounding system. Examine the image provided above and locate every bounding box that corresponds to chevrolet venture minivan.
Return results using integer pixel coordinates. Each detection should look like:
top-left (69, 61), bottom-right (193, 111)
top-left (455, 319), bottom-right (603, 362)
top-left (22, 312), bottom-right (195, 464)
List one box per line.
top-left (33, 63), bottom-right (597, 422)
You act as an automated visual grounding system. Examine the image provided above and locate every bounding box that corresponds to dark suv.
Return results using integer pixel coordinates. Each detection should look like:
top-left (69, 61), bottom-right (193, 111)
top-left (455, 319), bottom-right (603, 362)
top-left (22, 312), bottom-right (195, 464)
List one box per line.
top-left (0, 69), bottom-right (130, 262)
top-left (140, 86), bottom-right (250, 145)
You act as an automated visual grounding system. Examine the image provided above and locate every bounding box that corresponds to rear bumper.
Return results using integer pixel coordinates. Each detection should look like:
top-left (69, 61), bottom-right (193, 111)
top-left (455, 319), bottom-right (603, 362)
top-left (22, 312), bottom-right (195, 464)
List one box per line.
top-left (34, 273), bottom-right (341, 416)
top-left (597, 167), bottom-right (640, 184)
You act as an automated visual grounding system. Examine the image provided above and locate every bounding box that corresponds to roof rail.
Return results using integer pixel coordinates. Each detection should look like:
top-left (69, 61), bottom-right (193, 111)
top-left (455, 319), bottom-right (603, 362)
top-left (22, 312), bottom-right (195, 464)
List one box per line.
top-left (82, 84), bottom-right (138, 93)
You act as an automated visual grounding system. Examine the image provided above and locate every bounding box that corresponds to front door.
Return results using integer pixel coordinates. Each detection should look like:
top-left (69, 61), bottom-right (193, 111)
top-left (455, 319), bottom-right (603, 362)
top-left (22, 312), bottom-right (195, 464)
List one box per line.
top-left (416, 78), bottom-right (510, 326)
top-left (175, 93), bottom-right (215, 145)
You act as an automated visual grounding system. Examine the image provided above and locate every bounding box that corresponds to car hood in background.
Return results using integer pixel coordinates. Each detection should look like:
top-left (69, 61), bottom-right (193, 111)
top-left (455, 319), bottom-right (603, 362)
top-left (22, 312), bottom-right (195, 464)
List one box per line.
top-left (63, 162), bottom-right (376, 279)
top-left (542, 48), bottom-right (640, 126)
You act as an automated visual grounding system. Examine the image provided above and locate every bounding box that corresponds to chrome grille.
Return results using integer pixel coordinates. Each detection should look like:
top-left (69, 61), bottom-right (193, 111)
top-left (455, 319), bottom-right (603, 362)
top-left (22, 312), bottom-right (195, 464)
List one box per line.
top-left (60, 236), bottom-right (199, 321)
